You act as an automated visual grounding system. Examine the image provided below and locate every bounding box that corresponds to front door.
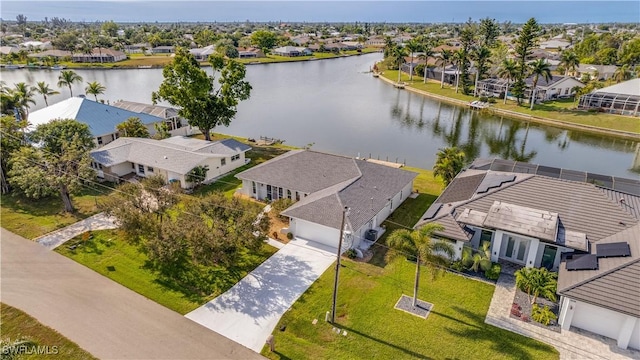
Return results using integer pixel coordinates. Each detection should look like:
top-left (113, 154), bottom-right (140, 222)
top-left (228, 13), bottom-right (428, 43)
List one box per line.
top-left (503, 236), bottom-right (528, 264)
top-left (541, 245), bottom-right (558, 270)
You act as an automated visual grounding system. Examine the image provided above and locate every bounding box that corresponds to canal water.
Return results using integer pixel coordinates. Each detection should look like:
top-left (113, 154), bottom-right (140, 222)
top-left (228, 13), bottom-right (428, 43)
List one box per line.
top-left (2, 53), bottom-right (638, 178)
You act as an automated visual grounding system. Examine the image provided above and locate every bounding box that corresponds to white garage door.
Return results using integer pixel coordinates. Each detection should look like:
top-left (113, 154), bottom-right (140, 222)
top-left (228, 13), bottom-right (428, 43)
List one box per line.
top-left (293, 219), bottom-right (340, 249)
top-left (572, 300), bottom-right (627, 340)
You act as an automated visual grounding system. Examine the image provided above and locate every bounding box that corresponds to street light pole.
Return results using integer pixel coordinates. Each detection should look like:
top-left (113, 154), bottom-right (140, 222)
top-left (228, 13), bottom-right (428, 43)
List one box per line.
top-left (331, 206), bottom-right (349, 324)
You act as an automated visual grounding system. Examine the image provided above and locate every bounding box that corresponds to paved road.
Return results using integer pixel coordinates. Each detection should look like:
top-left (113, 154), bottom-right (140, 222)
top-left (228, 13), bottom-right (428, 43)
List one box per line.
top-left (35, 212), bottom-right (118, 249)
top-left (186, 238), bottom-right (336, 352)
top-left (1, 228), bottom-right (264, 360)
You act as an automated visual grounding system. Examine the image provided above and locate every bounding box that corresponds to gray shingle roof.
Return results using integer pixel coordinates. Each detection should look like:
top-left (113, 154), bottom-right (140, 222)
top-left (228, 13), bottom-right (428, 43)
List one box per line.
top-left (112, 100), bottom-right (179, 119)
top-left (257, 151), bottom-right (417, 232)
top-left (236, 150), bottom-right (362, 194)
top-left (558, 224), bottom-right (640, 317)
top-left (91, 137), bottom-right (243, 175)
top-left (437, 173), bottom-right (486, 204)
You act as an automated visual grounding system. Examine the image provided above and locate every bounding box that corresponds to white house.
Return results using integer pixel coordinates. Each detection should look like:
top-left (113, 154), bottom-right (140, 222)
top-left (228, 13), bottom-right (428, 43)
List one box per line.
top-left (273, 46), bottom-right (312, 57)
top-left (189, 45), bottom-right (216, 61)
top-left (477, 76), bottom-right (584, 102)
top-left (236, 150), bottom-right (417, 250)
top-left (29, 97), bottom-right (198, 147)
top-left (417, 158), bottom-right (640, 350)
top-left (90, 136), bottom-right (251, 188)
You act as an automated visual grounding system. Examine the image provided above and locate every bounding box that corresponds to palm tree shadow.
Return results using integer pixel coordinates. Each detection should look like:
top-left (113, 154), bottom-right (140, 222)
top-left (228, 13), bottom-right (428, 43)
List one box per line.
top-left (338, 324), bottom-right (434, 360)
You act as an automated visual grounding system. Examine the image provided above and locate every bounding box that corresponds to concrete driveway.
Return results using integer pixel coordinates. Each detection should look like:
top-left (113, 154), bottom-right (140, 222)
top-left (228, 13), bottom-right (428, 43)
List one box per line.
top-left (1, 228), bottom-right (263, 360)
top-left (186, 238), bottom-right (337, 352)
top-left (36, 212), bottom-right (117, 249)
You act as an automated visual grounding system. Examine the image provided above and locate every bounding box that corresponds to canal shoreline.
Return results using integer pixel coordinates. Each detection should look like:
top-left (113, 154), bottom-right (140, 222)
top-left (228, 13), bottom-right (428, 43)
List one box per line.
top-left (377, 75), bottom-right (640, 142)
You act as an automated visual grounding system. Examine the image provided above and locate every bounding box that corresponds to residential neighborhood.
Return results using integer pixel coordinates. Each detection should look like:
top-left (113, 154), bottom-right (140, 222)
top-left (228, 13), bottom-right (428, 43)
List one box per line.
top-left (1, 3), bottom-right (640, 360)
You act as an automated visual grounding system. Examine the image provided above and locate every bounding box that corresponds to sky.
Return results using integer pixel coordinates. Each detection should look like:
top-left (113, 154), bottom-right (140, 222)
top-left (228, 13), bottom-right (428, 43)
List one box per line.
top-left (1, 1), bottom-right (639, 24)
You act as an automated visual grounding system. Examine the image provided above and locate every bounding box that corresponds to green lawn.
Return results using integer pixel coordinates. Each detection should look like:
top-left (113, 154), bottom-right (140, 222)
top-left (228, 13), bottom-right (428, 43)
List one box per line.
top-left (1, 303), bottom-right (97, 360)
top-left (382, 71), bottom-right (640, 135)
top-left (55, 229), bottom-right (278, 314)
top-left (262, 257), bottom-right (558, 360)
top-left (0, 186), bottom-right (114, 239)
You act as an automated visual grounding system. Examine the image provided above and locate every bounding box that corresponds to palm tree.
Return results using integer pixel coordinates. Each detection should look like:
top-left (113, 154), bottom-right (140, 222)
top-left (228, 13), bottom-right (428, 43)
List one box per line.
top-left (498, 59), bottom-right (518, 104)
top-left (418, 45), bottom-right (434, 84)
top-left (433, 146), bottom-right (466, 186)
top-left (85, 81), bottom-right (106, 101)
top-left (405, 39), bottom-right (422, 81)
top-left (436, 49), bottom-right (453, 89)
top-left (34, 81), bottom-right (60, 107)
top-left (57, 70), bottom-right (83, 97)
top-left (472, 46), bottom-right (493, 97)
top-left (559, 51), bottom-right (579, 76)
top-left (453, 49), bottom-right (465, 93)
top-left (529, 59), bottom-right (553, 110)
top-left (383, 36), bottom-right (395, 58)
top-left (613, 64), bottom-right (631, 83)
top-left (391, 45), bottom-right (408, 84)
top-left (387, 223), bottom-right (454, 307)
top-left (461, 241), bottom-right (492, 273)
top-left (12, 82), bottom-right (36, 121)
top-left (515, 267), bottom-right (558, 304)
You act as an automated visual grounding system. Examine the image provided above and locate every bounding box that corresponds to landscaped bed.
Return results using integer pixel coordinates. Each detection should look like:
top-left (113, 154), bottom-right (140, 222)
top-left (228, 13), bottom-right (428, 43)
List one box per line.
top-left (511, 287), bottom-right (560, 333)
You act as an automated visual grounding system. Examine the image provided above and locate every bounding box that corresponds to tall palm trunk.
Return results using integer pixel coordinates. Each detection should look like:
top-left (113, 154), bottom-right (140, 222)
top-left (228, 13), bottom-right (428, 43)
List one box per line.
top-left (504, 81), bottom-right (510, 104)
top-left (440, 64), bottom-right (446, 88)
top-left (530, 77), bottom-right (538, 110)
top-left (474, 71), bottom-right (480, 97)
top-left (413, 254), bottom-right (420, 307)
top-left (68, 85), bottom-right (73, 97)
top-left (409, 53), bottom-right (414, 81)
top-left (455, 69), bottom-right (460, 93)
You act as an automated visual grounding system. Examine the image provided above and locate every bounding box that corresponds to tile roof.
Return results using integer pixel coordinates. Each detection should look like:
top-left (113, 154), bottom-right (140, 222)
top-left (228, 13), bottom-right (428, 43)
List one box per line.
top-left (558, 224), bottom-right (640, 317)
top-left (437, 173), bottom-right (486, 204)
top-left (91, 137), bottom-right (244, 175)
top-left (111, 100), bottom-right (179, 119)
top-left (431, 213), bottom-right (474, 242)
top-left (29, 97), bottom-right (163, 137)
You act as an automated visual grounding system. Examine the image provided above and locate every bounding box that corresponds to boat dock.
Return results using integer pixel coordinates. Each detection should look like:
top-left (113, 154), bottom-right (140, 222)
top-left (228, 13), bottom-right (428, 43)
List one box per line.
top-left (469, 100), bottom-right (490, 109)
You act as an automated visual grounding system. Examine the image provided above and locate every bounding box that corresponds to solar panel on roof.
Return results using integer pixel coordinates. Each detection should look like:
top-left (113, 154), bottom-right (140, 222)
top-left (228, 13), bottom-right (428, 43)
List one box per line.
top-left (566, 254), bottom-right (598, 271)
top-left (560, 169), bottom-right (587, 183)
top-left (587, 173), bottom-right (614, 189)
top-left (477, 174), bottom-right (516, 193)
top-left (613, 177), bottom-right (640, 196)
top-left (513, 162), bottom-right (537, 174)
top-left (596, 242), bottom-right (631, 258)
top-left (490, 159), bottom-right (515, 172)
top-left (537, 165), bottom-right (561, 179)
top-left (423, 203), bottom-right (442, 220)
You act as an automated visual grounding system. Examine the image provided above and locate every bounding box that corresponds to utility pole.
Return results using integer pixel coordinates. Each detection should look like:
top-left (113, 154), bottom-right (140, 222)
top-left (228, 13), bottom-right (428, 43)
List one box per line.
top-left (330, 206), bottom-right (349, 324)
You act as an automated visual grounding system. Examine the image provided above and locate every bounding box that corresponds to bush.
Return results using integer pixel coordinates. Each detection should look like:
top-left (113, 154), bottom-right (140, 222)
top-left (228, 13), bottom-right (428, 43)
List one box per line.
top-left (479, 96), bottom-right (489, 102)
top-left (487, 98), bottom-right (497, 103)
top-left (450, 260), bottom-right (465, 272)
top-left (286, 232), bottom-right (293, 240)
top-left (345, 248), bottom-right (357, 259)
top-left (532, 304), bottom-right (557, 326)
top-left (484, 263), bottom-right (502, 280)
top-left (271, 198), bottom-right (294, 220)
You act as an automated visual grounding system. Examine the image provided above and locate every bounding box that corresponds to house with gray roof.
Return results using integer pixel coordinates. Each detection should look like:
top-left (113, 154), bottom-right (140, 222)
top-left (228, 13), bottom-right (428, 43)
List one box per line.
top-left (273, 46), bottom-right (312, 57)
top-left (236, 150), bottom-right (417, 250)
top-left (90, 136), bottom-right (250, 188)
top-left (417, 158), bottom-right (640, 350)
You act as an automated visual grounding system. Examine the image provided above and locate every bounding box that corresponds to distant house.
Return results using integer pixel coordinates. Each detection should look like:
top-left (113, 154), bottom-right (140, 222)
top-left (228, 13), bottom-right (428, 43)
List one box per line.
top-left (20, 41), bottom-right (52, 50)
top-left (575, 64), bottom-right (618, 81)
top-left (578, 79), bottom-right (640, 117)
top-left (365, 36), bottom-right (386, 47)
top-left (238, 47), bottom-right (264, 59)
top-left (236, 150), bottom-right (417, 250)
top-left (71, 48), bottom-right (126, 63)
top-left (189, 45), bottom-right (216, 61)
top-left (27, 49), bottom-right (71, 60)
top-left (539, 39), bottom-right (572, 50)
top-left (151, 46), bottom-right (175, 54)
top-left (477, 75), bottom-right (584, 102)
top-left (417, 158), bottom-right (640, 351)
top-left (0, 46), bottom-right (19, 55)
top-left (273, 46), bottom-right (312, 57)
top-left (111, 100), bottom-right (197, 136)
top-left (124, 43), bottom-right (150, 54)
top-left (90, 136), bottom-right (251, 188)
top-left (28, 97), bottom-right (196, 147)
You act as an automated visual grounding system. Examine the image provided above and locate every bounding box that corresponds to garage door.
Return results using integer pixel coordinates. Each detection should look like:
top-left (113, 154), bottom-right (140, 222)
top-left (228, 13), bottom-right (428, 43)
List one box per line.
top-left (293, 219), bottom-right (340, 249)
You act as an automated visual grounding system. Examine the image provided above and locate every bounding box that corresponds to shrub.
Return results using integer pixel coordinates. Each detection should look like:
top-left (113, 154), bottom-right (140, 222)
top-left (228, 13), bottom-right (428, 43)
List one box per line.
top-left (345, 248), bottom-right (357, 259)
top-left (450, 260), bottom-right (465, 272)
top-left (487, 98), bottom-right (497, 103)
top-left (532, 304), bottom-right (557, 326)
top-left (484, 262), bottom-right (502, 281)
top-left (286, 232), bottom-right (293, 240)
top-left (271, 198), bottom-right (294, 220)
top-left (515, 267), bottom-right (558, 304)
top-left (479, 96), bottom-right (489, 102)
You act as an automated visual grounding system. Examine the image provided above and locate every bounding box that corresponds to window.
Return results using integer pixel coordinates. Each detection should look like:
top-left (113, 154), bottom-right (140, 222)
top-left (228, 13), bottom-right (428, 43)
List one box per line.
top-left (131, 163), bottom-right (135, 169)
top-left (295, 192), bottom-right (300, 201)
top-left (138, 164), bottom-right (145, 174)
top-left (98, 163), bottom-right (103, 170)
top-left (221, 158), bottom-right (226, 166)
top-left (231, 154), bottom-right (240, 161)
top-left (266, 185), bottom-right (272, 201)
top-left (97, 136), bottom-right (103, 145)
top-left (287, 189), bottom-right (292, 199)
top-left (147, 166), bottom-right (154, 172)
top-left (252, 181), bottom-right (256, 194)
top-left (278, 187), bottom-right (283, 199)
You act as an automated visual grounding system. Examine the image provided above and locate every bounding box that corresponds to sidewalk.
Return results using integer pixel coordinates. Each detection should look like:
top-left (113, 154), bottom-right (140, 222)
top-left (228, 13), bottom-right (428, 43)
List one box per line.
top-left (35, 213), bottom-right (117, 250)
top-left (486, 274), bottom-right (640, 360)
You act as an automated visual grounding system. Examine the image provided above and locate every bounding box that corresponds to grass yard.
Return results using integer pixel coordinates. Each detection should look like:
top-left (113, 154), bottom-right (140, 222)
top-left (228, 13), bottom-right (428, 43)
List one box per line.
top-left (0, 186), bottom-right (114, 239)
top-left (0, 303), bottom-right (97, 360)
top-left (261, 257), bottom-right (559, 360)
top-left (55, 229), bottom-right (278, 314)
top-left (382, 71), bottom-right (640, 135)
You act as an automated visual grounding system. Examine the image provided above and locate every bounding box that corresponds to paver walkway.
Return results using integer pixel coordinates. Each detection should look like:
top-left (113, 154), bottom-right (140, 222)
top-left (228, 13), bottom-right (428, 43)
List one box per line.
top-left (186, 238), bottom-right (336, 352)
top-left (35, 212), bottom-right (117, 250)
top-left (486, 273), bottom-right (640, 360)
top-left (1, 228), bottom-right (263, 360)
